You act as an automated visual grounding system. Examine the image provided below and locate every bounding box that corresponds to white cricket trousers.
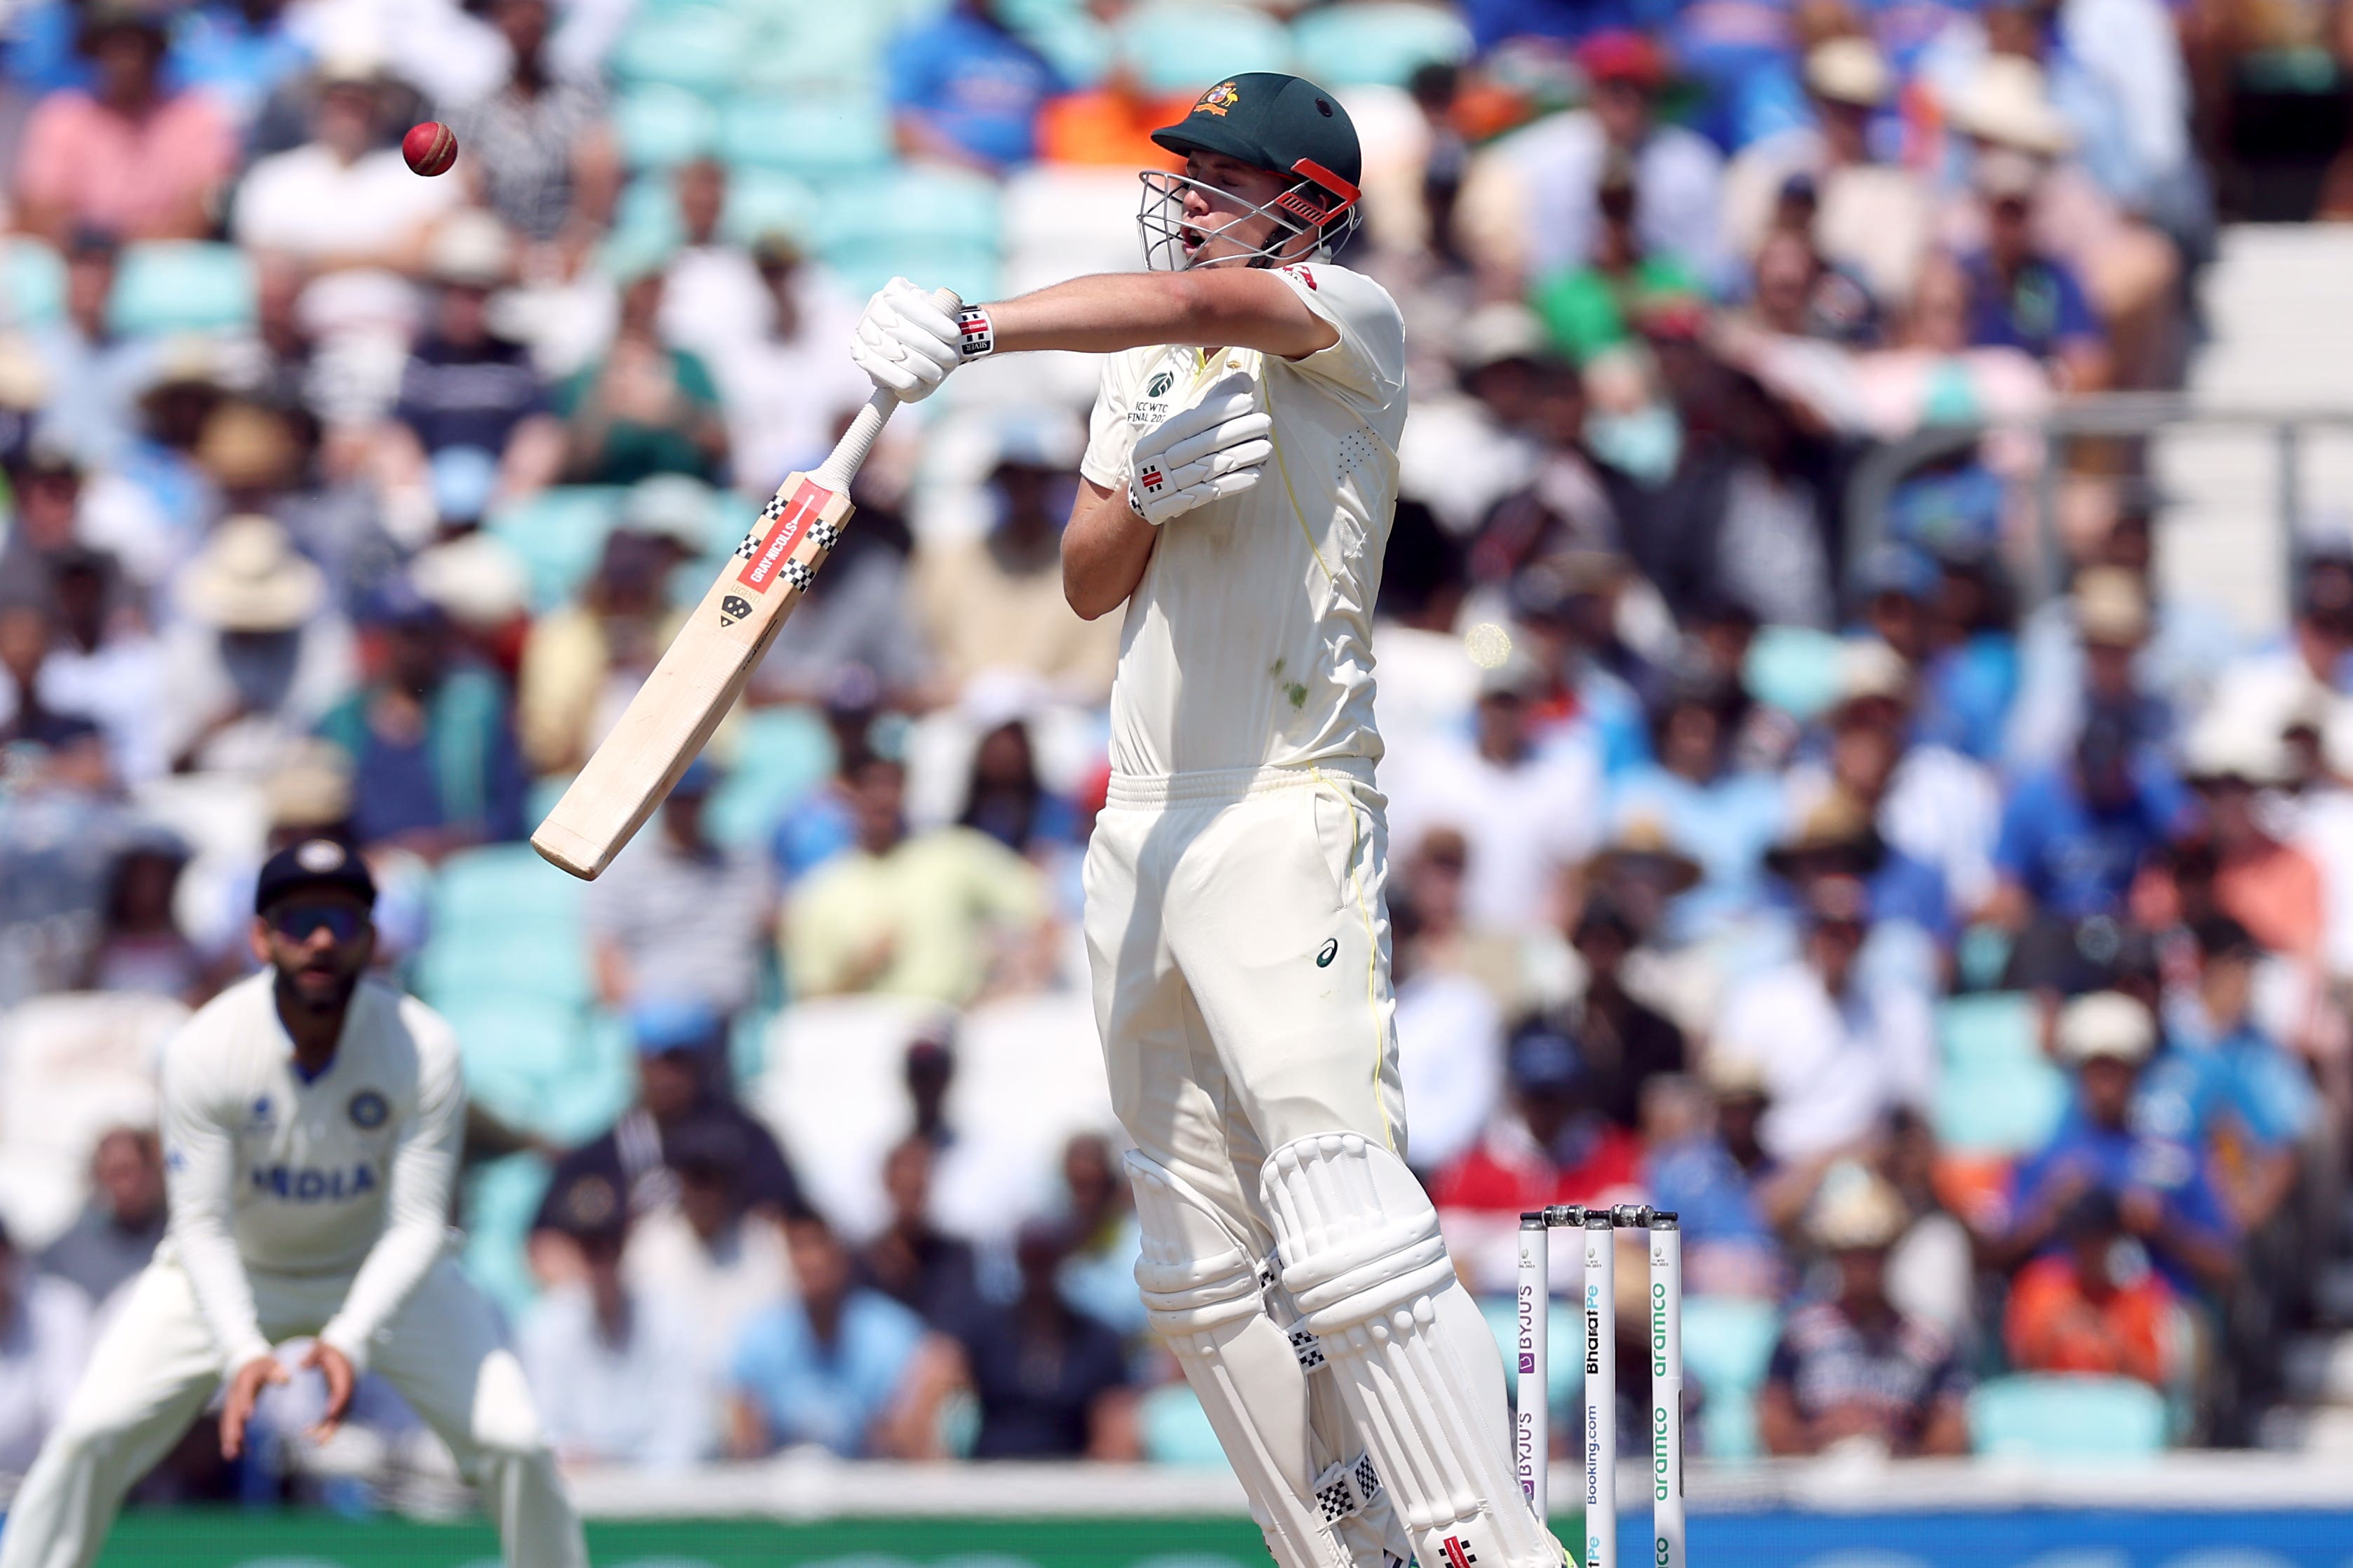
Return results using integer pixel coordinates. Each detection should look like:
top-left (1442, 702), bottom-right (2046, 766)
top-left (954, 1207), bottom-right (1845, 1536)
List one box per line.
top-left (1084, 762), bottom-right (1409, 1221)
top-left (0, 1253), bottom-right (587, 1568)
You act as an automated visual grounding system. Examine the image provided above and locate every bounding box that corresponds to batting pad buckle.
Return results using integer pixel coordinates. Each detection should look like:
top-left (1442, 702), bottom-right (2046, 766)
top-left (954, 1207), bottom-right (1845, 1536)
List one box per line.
top-left (956, 306), bottom-right (996, 359)
top-left (1312, 1452), bottom-right (1382, 1523)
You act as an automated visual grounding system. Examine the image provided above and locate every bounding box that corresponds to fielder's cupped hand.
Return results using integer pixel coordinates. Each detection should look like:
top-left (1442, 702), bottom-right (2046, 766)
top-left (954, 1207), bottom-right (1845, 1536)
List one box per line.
top-left (1127, 371), bottom-right (1272, 527)
top-left (851, 277), bottom-right (962, 401)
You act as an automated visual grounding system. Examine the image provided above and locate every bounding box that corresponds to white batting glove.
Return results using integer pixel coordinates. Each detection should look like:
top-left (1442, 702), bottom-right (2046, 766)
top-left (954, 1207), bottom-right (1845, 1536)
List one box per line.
top-left (1126, 373), bottom-right (1272, 527)
top-left (851, 277), bottom-right (963, 401)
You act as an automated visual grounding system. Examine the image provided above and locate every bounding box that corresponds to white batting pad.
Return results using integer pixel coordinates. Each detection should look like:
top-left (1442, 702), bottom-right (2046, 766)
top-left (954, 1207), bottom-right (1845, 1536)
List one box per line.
top-left (1127, 1151), bottom-right (1362, 1568)
top-left (1262, 1133), bottom-right (1566, 1568)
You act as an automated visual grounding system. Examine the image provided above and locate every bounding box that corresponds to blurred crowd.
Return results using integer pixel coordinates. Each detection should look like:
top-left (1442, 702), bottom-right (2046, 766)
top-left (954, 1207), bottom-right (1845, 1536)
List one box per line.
top-left (4, 0), bottom-right (2353, 1504)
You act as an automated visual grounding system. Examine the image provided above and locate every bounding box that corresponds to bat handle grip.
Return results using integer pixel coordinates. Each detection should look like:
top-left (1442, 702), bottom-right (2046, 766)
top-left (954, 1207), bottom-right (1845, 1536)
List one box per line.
top-left (811, 286), bottom-right (965, 492)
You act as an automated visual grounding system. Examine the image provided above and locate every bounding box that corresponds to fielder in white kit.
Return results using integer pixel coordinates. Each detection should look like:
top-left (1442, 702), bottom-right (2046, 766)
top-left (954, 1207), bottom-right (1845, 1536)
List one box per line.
top-left (851, 70), bottom-right (1561, 1568)
top-left (0, 838), bottom-right (585, 1568)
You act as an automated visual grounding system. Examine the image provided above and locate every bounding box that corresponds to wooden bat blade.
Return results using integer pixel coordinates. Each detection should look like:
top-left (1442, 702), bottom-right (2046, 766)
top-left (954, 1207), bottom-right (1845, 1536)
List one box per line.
top-left (531, 474), bottom-right (853, 879)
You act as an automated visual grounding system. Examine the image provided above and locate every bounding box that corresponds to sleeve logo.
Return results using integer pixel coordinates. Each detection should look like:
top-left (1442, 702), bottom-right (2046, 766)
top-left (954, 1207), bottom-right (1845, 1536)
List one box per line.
top-left (1283, 264), bottom-right (1318, 290)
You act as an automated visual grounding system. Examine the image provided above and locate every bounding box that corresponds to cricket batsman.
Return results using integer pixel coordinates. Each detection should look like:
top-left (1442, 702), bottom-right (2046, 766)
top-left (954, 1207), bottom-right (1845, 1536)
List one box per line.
top-left (0, 838), bottom-right (585, 1568)
top-left (851, 72), bottom-right (1561, 1568)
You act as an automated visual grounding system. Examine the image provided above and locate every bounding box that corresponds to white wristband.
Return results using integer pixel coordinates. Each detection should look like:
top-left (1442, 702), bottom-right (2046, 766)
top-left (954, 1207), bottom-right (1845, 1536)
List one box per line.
top-left (956, 306), bottom-right (995, 360)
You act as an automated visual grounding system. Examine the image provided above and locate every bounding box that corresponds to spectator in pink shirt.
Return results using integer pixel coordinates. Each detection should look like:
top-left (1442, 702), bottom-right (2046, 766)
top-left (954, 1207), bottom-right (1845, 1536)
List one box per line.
top-left (15, 2), bottom-right (236, 245)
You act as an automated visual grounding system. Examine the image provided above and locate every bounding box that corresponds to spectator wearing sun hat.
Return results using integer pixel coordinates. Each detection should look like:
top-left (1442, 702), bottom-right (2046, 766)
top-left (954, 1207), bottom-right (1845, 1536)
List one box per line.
top-left (2002, 991), bottom-right (2237, 1292)
top-left (154, 514), bottom-right (357, 778)
top-left (1759, 1167), bottom-right (1972, 1457)
top-left (1724, 36), bottom-right (1935, 309)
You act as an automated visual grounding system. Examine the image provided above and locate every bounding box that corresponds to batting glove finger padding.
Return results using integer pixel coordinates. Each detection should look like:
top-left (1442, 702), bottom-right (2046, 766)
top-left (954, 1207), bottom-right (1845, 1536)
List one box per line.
top-left (850, 276), bottom-right (964, 400)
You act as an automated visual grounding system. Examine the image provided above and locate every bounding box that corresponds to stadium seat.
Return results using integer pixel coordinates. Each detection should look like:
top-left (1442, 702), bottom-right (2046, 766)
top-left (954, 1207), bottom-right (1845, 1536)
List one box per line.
top-left (1742, 625), bottom-right (1846, 722)
top-left (439, 998), bottom-right (599, 1136)
top-left (705, 704), bottom-right (835, 849)
top-left (721, 91), bottom-right (893, 183)
top-left (615, 84), bottom-right (721, 169)
top-left (736, 4), bottom-right (900, 92)
top-left (1678, 1295), bottom-right (1780, 1459)
top-left (460, 1153), bottom-right (551, 1322)
top-left (754, 993), bottom-right (958, 1239)
top-left (1139, 1382), bottom-right (1229, 1466)
top-left (485, 485), bottom-right (627, 611)
top-left (933, 992), bottom-right (1121, 1238)
top-left (1116, 2), bottom-right (1292, 94)
top-left (1969, 1373), bottom-right (2168, 1459)
top-left (1000, 166), bottom-right (1142, 296)
top-left (429, 843), bottom-right (587, 938)
top-left (107, 243), bottom-right (254, 336)
top-left (413, 926), bottom-right (592, 1012)
top-left (1291, 1), bottom-right (1472, 88)
top-left (1934, 993), bottom-right (2068, 1156)
top-left (3, 237), bottom-right (64, 328)
top-left (609, 8), bottom-right (752, 97)
top-left (818, 166), bottom-right (1002, 300)
top-left (721, 168), bottom-right (821, 248)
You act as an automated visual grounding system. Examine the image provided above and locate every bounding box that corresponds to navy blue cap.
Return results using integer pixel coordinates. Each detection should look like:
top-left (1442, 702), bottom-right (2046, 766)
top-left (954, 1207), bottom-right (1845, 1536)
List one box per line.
top-left (631, 996), bottom-right (721, 1057)
top-left (1507, 1024), bottom-right (1587, 1095)
top-left (253, 836), bottom-right (377, 914)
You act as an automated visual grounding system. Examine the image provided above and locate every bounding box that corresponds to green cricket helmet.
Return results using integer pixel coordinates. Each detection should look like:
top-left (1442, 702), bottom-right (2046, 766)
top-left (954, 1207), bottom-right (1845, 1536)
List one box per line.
top-left (1139, 72), bottom-right (1365, 271)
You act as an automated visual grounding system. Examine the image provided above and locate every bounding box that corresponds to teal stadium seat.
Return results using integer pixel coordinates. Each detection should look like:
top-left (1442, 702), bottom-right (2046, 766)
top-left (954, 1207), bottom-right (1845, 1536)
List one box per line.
top-left (1742, 626), bottom-right (1846, 723)
top-left (438, 999), bottom-right (588, 1125)
top-left (1934, 992), bottom-right (2069, 1155)
top-left (994, 0), bottom-right (1113, 85)
top-left (485, 486), bottom-right (626, 612)
top-left (1117, 2), bottom-right (1292, 94)
top-left (1139, 1383), bottom-right (1229, 1466)
top-left (1969, 1373), bottom-right (2168, 1459)
top-left (610, 8), bottom-right (751, 98)
top-left (3, 239), bottom-right (64, 328)
top-left (107, 243), bottom-right (253, 335)
top-left (1291, 2), bottom-right (1472, 88)
top-left (818, 167), bottom-right (1001, 301)
top-left (615, 84), bottom-right (721, 169)
top-left (430, 843), bottom-right (586, 937)
top-left (737, 4), bottom-right (902, 92)
top-left (707, 705), bottom-right (835, 849)
top-left (721, 168), bottom-right (820, 248)
top-left (721, 91), bottom-right (893, 183)
top-left (461, 1153), bottom-right (550, 1321)
top-left (1678, 1296), bottom-right (1780, 1459)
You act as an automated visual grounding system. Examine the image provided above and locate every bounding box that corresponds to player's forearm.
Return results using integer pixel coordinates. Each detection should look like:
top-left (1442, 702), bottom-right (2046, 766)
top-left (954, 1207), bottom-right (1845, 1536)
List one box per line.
top-left (171, 1215), bottom-right (274, 1370)
top-left (1062, 476), bottom-right (1156, 621)
top-left (987, 270), bottom-right (1336, 360)
top-left (320, 1215), bottom-right (446, 1367)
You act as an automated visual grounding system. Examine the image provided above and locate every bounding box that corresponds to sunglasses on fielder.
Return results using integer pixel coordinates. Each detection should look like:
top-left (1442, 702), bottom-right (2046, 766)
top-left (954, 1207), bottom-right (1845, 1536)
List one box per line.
top-left (1136, 158), bottom-right (1364, 273)
top-left (267, 902), bottom-right (369, 943)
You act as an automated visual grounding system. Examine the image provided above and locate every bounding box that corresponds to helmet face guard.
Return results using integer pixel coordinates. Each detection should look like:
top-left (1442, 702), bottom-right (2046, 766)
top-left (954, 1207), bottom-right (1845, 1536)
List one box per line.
top-left (1136, 158), bottom-right (1364, 272)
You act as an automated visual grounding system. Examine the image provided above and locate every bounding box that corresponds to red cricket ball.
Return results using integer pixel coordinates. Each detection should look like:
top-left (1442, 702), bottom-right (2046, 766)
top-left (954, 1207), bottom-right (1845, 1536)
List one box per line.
top-left (403, 121), bottom-right (458, 177)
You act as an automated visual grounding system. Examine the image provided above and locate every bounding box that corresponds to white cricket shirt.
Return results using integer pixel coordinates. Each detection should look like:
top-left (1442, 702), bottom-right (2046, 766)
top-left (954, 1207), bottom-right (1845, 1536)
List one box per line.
top-left (1079, 262), bottom-right (1408, 780)
top-left (159, 972), bottom-right (464, 1374)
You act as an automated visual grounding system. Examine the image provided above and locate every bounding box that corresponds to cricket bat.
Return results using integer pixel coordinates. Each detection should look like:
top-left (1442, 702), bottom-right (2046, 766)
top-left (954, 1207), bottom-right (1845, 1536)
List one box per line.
top-left (531, 288), bottom-right (957, 879)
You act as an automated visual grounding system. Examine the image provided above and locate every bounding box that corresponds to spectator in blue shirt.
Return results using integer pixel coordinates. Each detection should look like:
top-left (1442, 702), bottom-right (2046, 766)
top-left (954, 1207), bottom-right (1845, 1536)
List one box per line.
top-left (1988, 703), bottom-right (2191, 957)
top-left (1962, 150), bottom-right (2112, 392)
top-left (2003, 991), bottom-right (2238, 1293)
top-left (886, 0), bottom-right (1059, 174)
top-left (727, 1212), bottom-right (933, 1459)
top-left (316, 579), bottom-right (528, 855)
top-left (2142, 918), bottom-right (2317, 1232)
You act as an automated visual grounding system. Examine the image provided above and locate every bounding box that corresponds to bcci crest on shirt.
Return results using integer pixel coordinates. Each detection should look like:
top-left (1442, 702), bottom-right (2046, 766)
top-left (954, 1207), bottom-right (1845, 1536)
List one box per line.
top-left (347, 1090), bottom-right (389, 1130)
